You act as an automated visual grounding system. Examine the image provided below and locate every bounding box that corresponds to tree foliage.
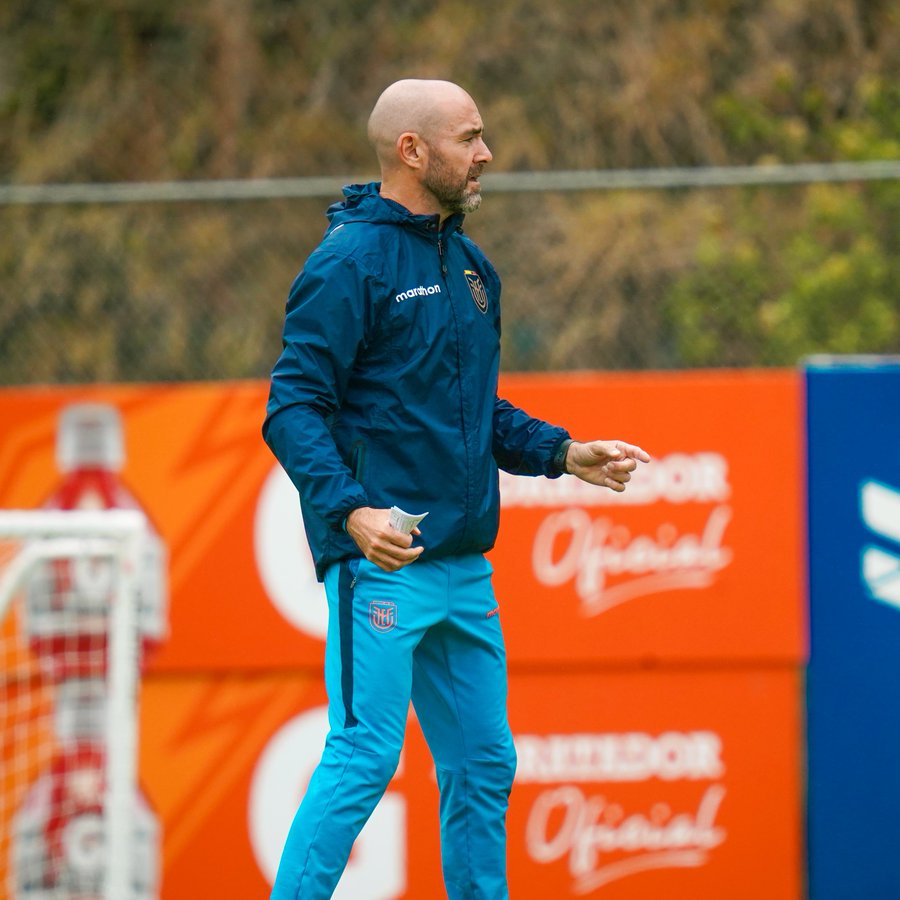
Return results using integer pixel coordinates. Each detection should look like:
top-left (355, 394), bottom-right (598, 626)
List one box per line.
top-left (0, 0), bottom-right (898, 382)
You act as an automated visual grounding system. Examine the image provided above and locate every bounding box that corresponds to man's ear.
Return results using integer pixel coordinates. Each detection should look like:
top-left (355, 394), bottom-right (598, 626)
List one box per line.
top-left (397, 132), bottom-right (425, 170)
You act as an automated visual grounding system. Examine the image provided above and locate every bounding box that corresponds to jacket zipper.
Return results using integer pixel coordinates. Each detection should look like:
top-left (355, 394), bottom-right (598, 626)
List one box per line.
top-left (437, 230), bottom-right (471, 550)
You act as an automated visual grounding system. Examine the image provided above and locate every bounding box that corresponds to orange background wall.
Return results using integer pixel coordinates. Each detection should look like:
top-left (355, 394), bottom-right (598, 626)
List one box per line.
top-left (0, 370), bottom-right (806, 898)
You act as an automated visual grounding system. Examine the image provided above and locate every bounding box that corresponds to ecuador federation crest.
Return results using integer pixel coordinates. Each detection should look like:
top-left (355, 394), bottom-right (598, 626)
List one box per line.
top-left (464, 269), bottom-right (488, 313)
top-left (368, 599), bottom-right (397, 633)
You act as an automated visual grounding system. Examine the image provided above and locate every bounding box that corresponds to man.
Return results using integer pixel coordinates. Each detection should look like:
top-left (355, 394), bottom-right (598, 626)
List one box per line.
top-left (263, 78), bottom-right (649, 899)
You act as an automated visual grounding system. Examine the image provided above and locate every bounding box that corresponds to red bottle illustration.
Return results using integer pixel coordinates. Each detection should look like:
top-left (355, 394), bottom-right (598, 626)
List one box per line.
top-left (13, 403), bottom-right (167, 898)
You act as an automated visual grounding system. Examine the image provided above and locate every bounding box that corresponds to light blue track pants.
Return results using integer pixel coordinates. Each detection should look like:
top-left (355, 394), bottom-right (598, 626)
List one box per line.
top-left (270, 554), bottom-right (517, 900)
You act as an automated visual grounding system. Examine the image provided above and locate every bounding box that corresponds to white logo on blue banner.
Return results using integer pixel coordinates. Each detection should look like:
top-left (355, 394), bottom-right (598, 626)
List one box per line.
top-left (860, 479), bottom-right (900, 611)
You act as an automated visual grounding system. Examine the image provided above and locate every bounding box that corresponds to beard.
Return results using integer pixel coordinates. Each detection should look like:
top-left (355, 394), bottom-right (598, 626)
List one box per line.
top-left (423, 149), bottom-right (483, 214)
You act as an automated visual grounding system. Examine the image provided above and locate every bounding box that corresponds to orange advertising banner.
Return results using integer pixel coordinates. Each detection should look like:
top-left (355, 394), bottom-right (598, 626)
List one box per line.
top-left (0, 382), bottom-right (324, 672)
top-left (505, 667), bottom-right (803, 900)
top-left (0, 375), bottom-right (805, 898)
top-left (493, 370), bottom-right (806, 665)
top-left (0, 371), bottom-right (805, 670)
top-left (138, 666), bottom-right (802, 899)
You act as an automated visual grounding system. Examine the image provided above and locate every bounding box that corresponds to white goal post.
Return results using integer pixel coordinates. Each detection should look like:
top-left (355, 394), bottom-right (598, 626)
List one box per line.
top-left (0, 508), bottom-right (154, 900)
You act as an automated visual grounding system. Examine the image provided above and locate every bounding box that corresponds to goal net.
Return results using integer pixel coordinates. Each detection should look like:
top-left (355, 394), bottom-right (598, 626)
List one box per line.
top-left (0, 509), bottom-right (162, 900)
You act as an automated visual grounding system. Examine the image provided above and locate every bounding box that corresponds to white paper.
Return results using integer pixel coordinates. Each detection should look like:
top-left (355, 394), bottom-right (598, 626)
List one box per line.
top-left (389, 505), bottom-right (429, 535)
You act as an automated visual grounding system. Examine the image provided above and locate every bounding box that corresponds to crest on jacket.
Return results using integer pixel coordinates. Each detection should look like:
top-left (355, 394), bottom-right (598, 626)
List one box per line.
top-left (464, 269), bottom-right (488, 313)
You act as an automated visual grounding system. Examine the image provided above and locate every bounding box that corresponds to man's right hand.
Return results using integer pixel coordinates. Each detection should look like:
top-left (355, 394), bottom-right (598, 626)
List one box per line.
top-left (345, 507), bottom-right (424, 572)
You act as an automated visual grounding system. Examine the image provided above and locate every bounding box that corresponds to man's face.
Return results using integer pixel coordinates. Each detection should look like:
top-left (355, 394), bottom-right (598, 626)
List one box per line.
top-left (421, 101), bottom-right (492, 216)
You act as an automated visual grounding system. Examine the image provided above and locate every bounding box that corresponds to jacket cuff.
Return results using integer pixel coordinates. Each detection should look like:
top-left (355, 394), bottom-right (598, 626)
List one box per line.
top-left (550, 437), bottom-right (575, 476)
top-left (336, 499), bottom-right (368, 533)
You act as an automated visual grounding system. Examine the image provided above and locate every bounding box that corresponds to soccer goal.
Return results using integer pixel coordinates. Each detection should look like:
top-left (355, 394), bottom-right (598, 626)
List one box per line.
top-left (0, 508), bottom-right (160, 900)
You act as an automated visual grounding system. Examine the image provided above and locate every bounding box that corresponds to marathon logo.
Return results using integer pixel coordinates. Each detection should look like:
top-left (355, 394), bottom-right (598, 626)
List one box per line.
top-left (395, 284), bottom-right (441, 303)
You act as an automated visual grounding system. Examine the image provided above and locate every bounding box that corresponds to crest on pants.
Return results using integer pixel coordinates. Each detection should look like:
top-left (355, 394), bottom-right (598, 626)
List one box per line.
top-left (369, 599), bottom-right (397, 633)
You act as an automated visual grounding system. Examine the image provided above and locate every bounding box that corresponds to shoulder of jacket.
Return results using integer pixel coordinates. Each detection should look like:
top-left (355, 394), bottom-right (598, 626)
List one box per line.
top-left (452, 227), bottom-right (490, 258)
top-left (452, 231), bottom-right (499, 283)
top-left (314, 225), bottom-right (391, 272)
top-left (322, 218), bottom-right (418, 257)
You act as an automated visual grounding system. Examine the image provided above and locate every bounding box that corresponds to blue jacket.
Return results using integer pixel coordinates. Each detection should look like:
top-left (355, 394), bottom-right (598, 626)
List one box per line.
top-left (263, 183), bottom-right (570, 580)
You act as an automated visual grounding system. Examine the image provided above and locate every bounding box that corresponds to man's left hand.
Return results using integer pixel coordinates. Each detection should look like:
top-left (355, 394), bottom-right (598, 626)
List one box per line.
top-left (564, 440), bottom-right (650, 492)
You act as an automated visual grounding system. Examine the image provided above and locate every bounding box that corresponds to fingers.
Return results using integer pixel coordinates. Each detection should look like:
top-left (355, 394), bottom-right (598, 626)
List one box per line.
top-left (608, 456), bottom-right (638, 475)
top-left (603, 470), bottom-right (630, 491)
top-left (569, 439), bottom-right (651, 493)
top-left (581, 439), bottom-right (649, 465)
top-left (367, 522), bottom-right (424, 571)
top-left (345, 506), bottom-right (425, 572)
top-left (371, 544), bottom-right (424, 572)
top-left (615, 441), bottom-right (652, 464)
top-left (590, 463), bottom-right (633, 490)
top-left (604, 444), bottom-right (650, 492)
top-left (574, 467), bottom-right (627, 490)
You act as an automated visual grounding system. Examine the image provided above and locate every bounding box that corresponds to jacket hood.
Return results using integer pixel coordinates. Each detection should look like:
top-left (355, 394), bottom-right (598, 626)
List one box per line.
top-left (326, 182), bottom-right (464, 234)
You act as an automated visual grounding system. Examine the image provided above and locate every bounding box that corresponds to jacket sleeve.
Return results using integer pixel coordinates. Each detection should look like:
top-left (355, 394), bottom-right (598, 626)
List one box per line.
top-left (492, 396), bottom-right (571, 478)
top-left (262, 250), bottom-right (374, 530)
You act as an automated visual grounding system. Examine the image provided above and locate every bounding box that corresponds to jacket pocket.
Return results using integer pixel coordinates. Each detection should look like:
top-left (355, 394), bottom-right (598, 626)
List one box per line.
top-left (349, 439), bottom-right (368, 484)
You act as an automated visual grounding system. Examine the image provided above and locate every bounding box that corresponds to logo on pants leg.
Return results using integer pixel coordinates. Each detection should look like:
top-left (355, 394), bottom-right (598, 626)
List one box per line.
top-left (369, 600), bottom-right (397, 633)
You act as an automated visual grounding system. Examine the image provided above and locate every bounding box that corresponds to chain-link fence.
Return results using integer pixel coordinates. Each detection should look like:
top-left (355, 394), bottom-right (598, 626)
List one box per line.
top-left (2, 169), bottom-right (899, 384)
top-left (2, 0), bottom-right (899, 384)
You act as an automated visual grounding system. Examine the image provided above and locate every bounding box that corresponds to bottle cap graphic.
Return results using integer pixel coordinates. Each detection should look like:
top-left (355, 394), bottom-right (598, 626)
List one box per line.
top-left (57, 403), bottom-right (125, 472)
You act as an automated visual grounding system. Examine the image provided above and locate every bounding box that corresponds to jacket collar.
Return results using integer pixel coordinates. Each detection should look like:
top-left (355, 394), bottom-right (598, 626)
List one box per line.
top-left (327, 182), bottom-right (465, 236)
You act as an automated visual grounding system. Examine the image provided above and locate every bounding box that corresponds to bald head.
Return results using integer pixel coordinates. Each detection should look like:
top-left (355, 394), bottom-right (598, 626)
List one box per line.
top-left (367, 79), bottom-right (478, 170)
top-left (367, 78), bottom-right (492, 219)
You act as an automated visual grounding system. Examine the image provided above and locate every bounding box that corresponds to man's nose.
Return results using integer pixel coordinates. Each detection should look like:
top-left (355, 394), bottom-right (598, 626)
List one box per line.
top-left (476, 138), bottom-right (493, 163)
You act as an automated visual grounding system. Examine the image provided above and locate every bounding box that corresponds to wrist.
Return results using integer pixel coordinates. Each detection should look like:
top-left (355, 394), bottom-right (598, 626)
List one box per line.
top-left (342, 504), bottom-right (368, 533)
top-left (552, 438), bottom-right (575, 475)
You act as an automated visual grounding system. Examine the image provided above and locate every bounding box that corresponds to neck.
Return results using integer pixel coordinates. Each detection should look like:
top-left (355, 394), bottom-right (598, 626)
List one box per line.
top-left (379, 178), bottom-right (448, 222)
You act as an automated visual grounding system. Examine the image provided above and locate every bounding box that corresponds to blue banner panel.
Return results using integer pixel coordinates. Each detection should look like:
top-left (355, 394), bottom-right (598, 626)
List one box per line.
top-left (806, 358), bottom-right (900, 900)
